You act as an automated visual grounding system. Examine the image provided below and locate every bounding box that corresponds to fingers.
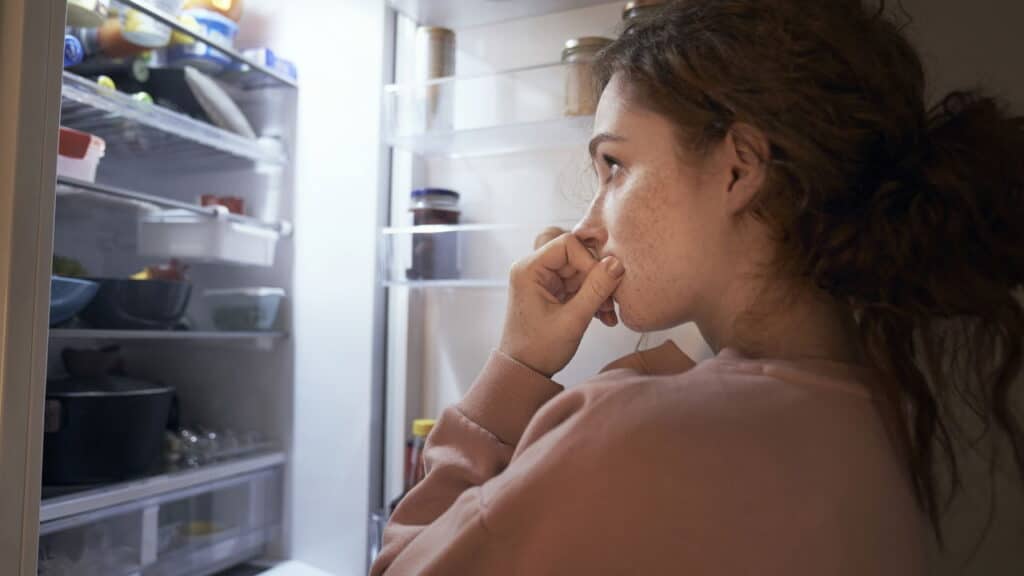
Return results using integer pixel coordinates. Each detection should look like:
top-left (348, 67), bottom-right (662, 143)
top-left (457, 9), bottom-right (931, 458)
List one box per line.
top-left (534, 226), bottom-right (568, 250)
top-left (566, 256), bottom-right (625, 321)
top-left (531, 233), bottom-right (600, 278)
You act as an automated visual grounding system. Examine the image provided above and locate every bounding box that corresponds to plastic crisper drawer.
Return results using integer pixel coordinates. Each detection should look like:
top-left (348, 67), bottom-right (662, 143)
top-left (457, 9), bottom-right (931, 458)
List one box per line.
top-left (39, 467), bottom-right (282, 576)
top-left (137, 210), bottom-right (279, 267)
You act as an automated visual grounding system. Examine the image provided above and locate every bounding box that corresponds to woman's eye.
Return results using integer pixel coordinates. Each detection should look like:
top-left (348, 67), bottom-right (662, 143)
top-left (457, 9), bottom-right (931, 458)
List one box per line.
top-left (602, 154), bottom-right (622, 182)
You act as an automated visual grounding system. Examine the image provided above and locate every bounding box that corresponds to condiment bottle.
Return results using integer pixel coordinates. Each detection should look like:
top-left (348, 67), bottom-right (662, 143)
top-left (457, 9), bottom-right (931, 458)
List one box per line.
top-left (562, 37), bottom-right (613, 117)
top-left (415, 26), bottom-right (456, 132)
top-left (389, 418), bottom-right (437, 515)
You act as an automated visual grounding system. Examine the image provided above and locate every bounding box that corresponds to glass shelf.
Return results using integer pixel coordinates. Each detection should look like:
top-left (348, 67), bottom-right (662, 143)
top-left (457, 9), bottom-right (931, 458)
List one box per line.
top-left (57, 177), bottom-right (292, 235)
top-left (385, 63), bottom-right (594, 157)
top-left (380, 222), bottom-right (574, 288)
top-left (60, 72), bottom-right (286, 172)
top-left (388, 0), bottom-right (617, 28)
top-left (40, 451), bottom-right (284, 525)
top-left (118, 0), bottom-right (297, 90)
top-left (49, 330), bottom-right (287, 347)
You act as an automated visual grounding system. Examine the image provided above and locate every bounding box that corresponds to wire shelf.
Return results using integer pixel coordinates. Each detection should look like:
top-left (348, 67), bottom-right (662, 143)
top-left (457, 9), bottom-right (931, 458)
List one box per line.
top-left (60, 72), bottom-right (286, 172)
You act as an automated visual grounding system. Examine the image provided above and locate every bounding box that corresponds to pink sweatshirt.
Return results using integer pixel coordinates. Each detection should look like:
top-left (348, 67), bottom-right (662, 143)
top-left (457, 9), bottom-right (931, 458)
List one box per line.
top-left (371, 342), bottom-right (928, 575)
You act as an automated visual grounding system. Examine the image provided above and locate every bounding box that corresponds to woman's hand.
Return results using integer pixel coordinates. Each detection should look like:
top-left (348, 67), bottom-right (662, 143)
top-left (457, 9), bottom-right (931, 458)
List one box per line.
top-left (499, 230), bottom-right (625, 377)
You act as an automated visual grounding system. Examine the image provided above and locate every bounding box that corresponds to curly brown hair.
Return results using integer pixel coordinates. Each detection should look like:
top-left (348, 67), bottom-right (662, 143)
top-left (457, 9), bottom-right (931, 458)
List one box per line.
top-left (595, 0), bottom-right (1024, 545)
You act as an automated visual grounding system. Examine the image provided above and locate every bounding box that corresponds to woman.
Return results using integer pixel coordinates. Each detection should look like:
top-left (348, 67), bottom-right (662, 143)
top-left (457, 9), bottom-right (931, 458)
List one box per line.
top-left (372, 0), bottom-right (1024, 573)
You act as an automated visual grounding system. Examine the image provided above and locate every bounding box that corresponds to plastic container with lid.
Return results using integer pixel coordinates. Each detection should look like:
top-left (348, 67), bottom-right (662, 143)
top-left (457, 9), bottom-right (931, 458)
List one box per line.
top-left (137, 210), bottom-right (280, 267)
top-left (623, 0), bottom-right (666, 23)
top-left (561, 37), bottom-right (614, 116)
top-left (166, 8), bottom-right (238, 73)
top-left (202, 287), bottom-right (284, 331)
top-left (121, 0), bottom-right (185, 48)
top-left (57, 127), bottom-right (106, 183)
top-left (407, 189), bottom-right (460, 281)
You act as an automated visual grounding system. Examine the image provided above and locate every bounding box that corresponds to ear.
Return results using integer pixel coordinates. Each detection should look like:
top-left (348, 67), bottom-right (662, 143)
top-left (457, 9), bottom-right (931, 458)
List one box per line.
top-left (723, 123), bottom-right (769, 215)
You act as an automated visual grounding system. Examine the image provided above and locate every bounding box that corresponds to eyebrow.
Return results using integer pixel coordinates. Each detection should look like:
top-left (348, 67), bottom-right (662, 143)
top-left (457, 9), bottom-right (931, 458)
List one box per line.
top-left (588, 132), bottom-right (627, 159)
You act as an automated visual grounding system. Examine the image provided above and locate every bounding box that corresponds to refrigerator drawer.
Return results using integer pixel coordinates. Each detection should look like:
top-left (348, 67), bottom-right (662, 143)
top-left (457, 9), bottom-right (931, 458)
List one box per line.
top-left (138, 210), bottom-right (281, 267)
top-left (39, 467), bottom-right (282, 576)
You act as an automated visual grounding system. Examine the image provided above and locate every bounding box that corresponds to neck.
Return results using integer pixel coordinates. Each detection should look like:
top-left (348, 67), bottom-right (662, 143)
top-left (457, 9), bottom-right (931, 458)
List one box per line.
top-left (697, 276), bottom-right (863, 365)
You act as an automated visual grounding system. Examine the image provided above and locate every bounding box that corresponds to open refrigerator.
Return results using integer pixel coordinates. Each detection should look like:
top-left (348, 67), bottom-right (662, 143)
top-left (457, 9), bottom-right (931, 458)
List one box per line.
top-left (0, 1), bottom-right (712, 575)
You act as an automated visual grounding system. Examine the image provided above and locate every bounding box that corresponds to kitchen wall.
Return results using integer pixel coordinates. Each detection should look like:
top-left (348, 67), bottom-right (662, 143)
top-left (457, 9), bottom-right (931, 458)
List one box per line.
top-left (898, 2), bottom-right (1024, 574)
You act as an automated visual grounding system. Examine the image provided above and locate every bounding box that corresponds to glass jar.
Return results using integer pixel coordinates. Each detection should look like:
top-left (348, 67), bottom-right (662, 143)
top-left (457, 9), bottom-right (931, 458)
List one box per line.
top-left (623, 0), bottom-right (666, 23)
top-left (407, 189), bottom-right (460, 280)
top-left (562, 37), bottom-right (613, 117)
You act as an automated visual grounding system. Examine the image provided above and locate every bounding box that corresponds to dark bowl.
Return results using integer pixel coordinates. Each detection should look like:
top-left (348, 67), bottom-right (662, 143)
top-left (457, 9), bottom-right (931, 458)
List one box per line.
top-left (80, 278), bottom-right (191, 330)
top-left (49, 276), bottom-right (99, 326)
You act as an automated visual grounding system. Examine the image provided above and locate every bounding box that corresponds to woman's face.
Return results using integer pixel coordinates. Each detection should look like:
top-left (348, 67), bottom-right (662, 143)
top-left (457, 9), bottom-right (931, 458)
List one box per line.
top-left (574, 74), bottom-right (754, 332)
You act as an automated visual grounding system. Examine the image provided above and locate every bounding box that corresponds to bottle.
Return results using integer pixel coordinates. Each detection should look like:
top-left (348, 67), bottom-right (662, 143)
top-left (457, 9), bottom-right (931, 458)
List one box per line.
top-left (389, 418), bottom-right (437, 514)
top-left (64, 35), bottom-right (85, 68)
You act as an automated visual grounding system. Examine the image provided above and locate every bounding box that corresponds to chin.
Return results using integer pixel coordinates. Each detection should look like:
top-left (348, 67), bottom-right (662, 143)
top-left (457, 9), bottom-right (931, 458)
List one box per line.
top-left (616, 295), bottom-right (688, 333)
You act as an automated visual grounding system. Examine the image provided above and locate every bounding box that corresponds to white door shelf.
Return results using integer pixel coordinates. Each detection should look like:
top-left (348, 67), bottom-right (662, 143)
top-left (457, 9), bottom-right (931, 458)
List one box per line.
top-left (388, 0), bottom-right (618, 28)
top-left (384, 63), bottom-right (594, 157)
top-left (61, 72), bottom-right (287, 173)
top-left (380, 222), bottom-right (574, 288)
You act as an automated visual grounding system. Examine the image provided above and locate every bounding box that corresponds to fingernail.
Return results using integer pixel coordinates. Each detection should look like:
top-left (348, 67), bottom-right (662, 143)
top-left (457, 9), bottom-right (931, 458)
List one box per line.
top-left (604, 256), bottom-right (624, 278)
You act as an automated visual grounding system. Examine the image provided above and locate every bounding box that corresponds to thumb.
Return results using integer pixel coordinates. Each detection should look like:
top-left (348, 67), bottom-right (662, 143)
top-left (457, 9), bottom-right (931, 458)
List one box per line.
top-left (566, 256), bottom-right (624, 321)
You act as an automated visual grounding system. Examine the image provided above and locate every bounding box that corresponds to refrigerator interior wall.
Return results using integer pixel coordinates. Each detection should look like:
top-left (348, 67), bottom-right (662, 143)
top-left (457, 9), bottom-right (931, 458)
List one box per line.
top-left (385, 2), bottom-right (713, 505)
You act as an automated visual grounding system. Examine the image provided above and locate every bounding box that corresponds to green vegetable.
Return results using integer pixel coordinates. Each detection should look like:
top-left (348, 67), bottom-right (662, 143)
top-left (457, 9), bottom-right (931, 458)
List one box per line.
top-left (52, 255), bottom-right (89, 278)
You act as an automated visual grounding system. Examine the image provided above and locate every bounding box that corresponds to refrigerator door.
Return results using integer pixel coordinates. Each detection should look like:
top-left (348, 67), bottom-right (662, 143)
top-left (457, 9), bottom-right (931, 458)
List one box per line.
top-left (0, 0), bottom-right (66, 574)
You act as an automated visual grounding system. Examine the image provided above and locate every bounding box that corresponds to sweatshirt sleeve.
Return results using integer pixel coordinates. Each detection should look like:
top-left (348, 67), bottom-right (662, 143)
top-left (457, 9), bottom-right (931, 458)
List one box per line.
top-left (370, 349), bottom-right (562, 575)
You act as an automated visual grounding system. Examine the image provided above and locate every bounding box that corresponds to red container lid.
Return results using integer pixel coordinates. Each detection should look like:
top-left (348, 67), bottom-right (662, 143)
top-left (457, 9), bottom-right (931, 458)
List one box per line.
top-left (59, 126), bottom-right (105, 160)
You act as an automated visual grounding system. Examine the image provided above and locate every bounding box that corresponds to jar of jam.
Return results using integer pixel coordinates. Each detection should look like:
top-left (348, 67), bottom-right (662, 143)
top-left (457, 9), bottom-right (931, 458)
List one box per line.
top-left (407, 188), bottom-right (460, 280)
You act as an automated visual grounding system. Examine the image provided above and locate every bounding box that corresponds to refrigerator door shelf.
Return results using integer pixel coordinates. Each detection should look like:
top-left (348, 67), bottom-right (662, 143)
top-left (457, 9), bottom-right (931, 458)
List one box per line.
top-left (139, 210), bottom-right (281, 267)
top-left (380, 222), bottom-right (576, 288)
top-left (388, 0), bottom-right (616, 29)
top-left (384, 63), bottom-right (593, 157)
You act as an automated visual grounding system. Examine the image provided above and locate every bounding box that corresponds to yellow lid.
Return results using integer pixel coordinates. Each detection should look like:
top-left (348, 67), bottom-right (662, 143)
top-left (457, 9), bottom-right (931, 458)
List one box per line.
top-left (412, 419), bottom-right (436, 437)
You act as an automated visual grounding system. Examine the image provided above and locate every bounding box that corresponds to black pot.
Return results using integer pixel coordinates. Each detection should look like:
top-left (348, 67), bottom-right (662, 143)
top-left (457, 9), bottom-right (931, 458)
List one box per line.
top-left (43, 376), bottom-right (175, 485)
top-left (80, 278), bottom-right (191, 330)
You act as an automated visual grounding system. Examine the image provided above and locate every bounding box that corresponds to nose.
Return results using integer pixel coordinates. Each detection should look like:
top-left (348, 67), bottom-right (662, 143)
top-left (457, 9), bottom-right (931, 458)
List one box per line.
top-left (572, 199), bottom-right (608, 258)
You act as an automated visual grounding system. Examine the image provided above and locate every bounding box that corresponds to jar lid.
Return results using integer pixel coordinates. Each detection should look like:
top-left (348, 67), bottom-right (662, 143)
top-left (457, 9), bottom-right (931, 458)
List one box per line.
top-left (563, 36), bottom-right (614, 52)
top-left (411, 188), bottom-right (460, 200)
top-left (624, 0), bottom-right (665, 11)
top-left (413, 419), bottom-right (436, 436)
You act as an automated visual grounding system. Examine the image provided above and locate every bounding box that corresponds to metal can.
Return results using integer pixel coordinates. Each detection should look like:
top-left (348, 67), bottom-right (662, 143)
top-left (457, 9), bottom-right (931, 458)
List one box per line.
top-left (562, 37), bottom-right (614, 117)
top-left (623, 0), bottom-right (666, 23)
top-left (415, 26), bottom-right (456, 132)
